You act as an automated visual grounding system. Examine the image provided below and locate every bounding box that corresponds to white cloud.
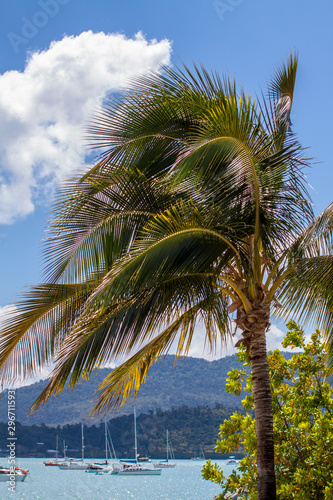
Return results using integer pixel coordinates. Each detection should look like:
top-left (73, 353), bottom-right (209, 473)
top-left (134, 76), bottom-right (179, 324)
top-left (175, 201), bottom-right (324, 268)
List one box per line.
top-left (266, 323), bottom-right (288, 351)
top-left (0, 31), bottom-right (172, 224)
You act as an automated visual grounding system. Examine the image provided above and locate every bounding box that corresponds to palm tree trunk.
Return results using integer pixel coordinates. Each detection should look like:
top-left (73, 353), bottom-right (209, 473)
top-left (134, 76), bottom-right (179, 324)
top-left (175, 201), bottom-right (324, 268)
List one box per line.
top-left (251, 330), bottom-right (276, 500)
top-left (236, 304), bottom-right (276, 499)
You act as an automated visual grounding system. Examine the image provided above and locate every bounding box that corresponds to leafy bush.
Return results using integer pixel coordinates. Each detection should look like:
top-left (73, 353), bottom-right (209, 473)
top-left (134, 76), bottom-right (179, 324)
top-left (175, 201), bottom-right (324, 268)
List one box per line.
top-left (203, 322), bottom-right (333, 499)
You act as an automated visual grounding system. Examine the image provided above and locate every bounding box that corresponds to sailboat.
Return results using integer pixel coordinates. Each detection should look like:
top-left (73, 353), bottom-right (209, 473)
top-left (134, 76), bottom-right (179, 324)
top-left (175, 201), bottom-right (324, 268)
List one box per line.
top-left (154, 430), bottom-right (176, 468)
top-left (191, 445), bottom-right (206, 461)
top-left (44, 435), bottom-right (60, 466)
top-left (0, 465), bottom-right (29, 482)
top-left (58, 424), bottom-right (87, 470)
top-left (44, 435), bottom-right (68, 466)
top-left (86, 422), bottom-right (120, 474)
top-left (116, 408), bottom-right (162, 475)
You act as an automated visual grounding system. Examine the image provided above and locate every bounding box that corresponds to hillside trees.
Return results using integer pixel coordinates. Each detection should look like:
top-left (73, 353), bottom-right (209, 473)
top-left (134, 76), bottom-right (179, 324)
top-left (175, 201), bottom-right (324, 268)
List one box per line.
top-left (203, 322), bottom-right (333, 499)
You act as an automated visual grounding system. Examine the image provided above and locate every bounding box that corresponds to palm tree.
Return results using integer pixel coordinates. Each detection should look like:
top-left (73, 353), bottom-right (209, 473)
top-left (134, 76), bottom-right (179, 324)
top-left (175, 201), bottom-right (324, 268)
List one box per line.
top-left (1, 54), bottom-right (333, 499)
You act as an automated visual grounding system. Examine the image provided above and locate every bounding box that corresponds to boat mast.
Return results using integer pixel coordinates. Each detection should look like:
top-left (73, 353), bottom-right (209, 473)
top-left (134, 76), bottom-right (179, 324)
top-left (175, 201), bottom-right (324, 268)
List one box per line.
top-left (134, 407), bottom-right (138, 464)
top-left (166, 430), bottom-right (169, 462)
top-left (56, 435), bottom-right (59, 461)
top-left (108, 425), bottom-right (117, 460)
top-left (105, 421), bottom-right (108, 462)
top-left (81, 424), bottom-right (85, 462)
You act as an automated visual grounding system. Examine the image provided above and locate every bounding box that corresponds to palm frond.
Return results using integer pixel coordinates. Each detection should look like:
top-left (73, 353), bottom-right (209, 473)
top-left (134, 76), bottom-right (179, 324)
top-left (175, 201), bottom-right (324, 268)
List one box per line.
top-left (27, 285), bottom-right (230, 413)
top-left (287, 203), bottom-right (333, 260)
top-left (0, 55), bottom-right (325, 414)
top-left (0, 283), bottom-right (92, 383)
top-left (277, 256), bottom-right (333, 339)
top-left (91, 293), bottom-right (230, 415)
top-left (262, 51), bottom-right (298, 143)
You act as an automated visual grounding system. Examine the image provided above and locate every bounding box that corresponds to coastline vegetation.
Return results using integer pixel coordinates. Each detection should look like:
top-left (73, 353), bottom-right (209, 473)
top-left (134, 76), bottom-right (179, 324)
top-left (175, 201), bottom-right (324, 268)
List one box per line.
top-left (203, 322), bottom-right (333, 499)
top-left (0, 404), bottom-right (239, 460)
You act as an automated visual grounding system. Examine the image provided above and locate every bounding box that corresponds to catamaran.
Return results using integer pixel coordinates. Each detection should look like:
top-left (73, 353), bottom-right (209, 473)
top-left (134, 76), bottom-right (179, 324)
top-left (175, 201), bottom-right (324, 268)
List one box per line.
top-left (154, 430), bottom-right (176, 468)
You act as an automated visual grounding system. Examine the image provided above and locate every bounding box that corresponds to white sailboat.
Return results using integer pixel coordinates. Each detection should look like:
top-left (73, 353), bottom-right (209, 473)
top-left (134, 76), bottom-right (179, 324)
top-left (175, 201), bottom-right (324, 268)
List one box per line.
top-left (154, 430), bottom-right (176, 468)
top-left (58, 424), bottom-right (87, 470)
top-left (191, 445), bottom-right (206, 461)
top-left (116, 408), bottom-right (162, 476)
top-left (86, 422), bottom-right (120, 474)
top-left (44, 435), bottom-right (68, 466)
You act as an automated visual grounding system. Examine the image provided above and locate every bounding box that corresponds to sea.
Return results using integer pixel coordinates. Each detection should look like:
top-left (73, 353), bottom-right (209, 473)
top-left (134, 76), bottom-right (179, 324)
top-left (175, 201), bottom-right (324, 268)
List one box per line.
top-left (3, 459), bottom-right (237, 500)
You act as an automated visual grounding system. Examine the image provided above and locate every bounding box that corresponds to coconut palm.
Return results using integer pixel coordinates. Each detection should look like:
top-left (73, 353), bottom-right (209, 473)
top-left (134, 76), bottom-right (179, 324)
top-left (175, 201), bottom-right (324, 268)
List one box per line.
top-left (1, 53), bottom-right (333, 499)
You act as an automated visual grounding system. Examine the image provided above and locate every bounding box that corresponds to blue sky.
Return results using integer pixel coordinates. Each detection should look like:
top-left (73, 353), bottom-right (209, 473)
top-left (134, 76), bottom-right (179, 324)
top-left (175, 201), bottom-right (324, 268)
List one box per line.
top-left (0, 0), bottom-right (332, 357)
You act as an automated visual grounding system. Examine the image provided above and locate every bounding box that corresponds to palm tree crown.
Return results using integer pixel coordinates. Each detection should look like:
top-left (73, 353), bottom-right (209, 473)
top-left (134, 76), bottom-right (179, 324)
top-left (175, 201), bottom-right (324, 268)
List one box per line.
top-left (1, 53), bottom-right (333, 498)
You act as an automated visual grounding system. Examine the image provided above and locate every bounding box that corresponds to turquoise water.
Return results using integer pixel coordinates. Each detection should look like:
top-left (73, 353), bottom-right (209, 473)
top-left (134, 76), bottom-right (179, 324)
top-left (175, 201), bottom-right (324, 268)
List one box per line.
top-left (2, 459), bottom-right (237, 500)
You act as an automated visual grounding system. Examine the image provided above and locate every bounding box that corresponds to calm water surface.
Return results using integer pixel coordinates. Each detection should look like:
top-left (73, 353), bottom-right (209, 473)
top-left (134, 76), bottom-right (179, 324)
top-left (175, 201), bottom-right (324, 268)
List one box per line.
top-left (2, 459), bottom-right (238, 500)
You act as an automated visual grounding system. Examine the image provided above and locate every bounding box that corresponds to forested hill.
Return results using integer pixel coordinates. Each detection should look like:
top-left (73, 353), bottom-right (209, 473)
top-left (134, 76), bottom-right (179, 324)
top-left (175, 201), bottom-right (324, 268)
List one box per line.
top-left (0, 405), bottom-right (243, 459)
top-left (0, 354), bottom-right (245, 426)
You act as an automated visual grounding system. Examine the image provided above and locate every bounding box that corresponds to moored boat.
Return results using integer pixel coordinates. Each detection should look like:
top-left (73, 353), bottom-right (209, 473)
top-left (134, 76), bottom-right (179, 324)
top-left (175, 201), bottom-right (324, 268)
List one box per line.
top-left (58, 458), bottom-right (87, 470)
top-left (114, 408), bottom-right (162, 476)
top-left (58, 424), bottom-right (87, 470)
top-left (191, 445), bottom-right (206, 461)
top-left (44, 459), bottom-right (60, 466)
top-left (44, 435), bottom-right (68, 466)
top-left (116, 463), bottom-right (161, 475)
top-left (154, 430), bottom-right (176, 468)
top-left (0, 465), bottom-right (29, 482)
top-left (86, 422), bottom-right (121, 474)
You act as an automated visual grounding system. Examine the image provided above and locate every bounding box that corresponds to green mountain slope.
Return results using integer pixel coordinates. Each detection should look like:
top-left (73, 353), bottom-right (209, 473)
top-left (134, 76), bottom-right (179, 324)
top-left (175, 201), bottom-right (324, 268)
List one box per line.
top-left (0, 354), bottom-right (245, 426)
top-left (0, 404), bottom-right (242, 459)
